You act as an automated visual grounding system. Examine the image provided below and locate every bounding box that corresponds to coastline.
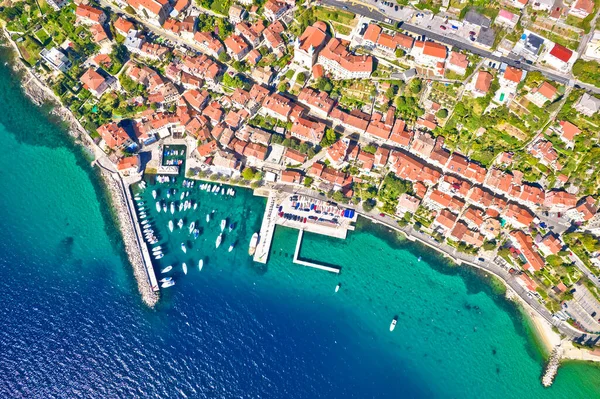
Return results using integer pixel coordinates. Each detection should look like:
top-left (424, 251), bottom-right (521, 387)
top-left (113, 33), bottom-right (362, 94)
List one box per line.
top-left (0, 33), bottom-right (158, 307)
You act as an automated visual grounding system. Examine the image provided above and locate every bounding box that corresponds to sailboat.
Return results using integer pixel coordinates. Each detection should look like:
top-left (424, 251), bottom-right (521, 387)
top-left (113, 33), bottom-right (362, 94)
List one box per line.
top-left (198, 259), bottom-right (203, 271)
top-left (161, 265), bottom-right (173, 273)
top-left (170, 203), bottom-right (175, 214)
top-left (178, 219), bottom-right (184, 229)
top-left (152, 190), bottom-right (157, 199)
top-left (189, 221), bottom-right (195, 234)
top-left (182, 263), bottom-right (188, 275)
top-left (168, 220), bottom-right (174, 232)
top-left (181, 243), bottom-right (187, 253)
top-left (155, 202), bottom-right (161, 212)
top-left (216, 234), bottom-right (222, 248)
top-left (220, 219), bottom-right (226, 232)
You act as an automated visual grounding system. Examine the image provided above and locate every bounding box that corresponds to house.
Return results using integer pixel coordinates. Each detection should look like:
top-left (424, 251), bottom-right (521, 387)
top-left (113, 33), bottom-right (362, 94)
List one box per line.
top-left (511, 0), bottom-right (528, 9)
top-left (194, 31), bottom-right (225, 58)
top-left (388, 119), bottom-right (413, 149)
top-left (283, 148), bottom-right (307, 165)
top-left (196, 140), bottom-right (218, 158)
top-left (375, 146), bottom-right (390, 167)
top-left (263, 21), bottom-right (286, 56)
top-left (298, 87), bottom-right (335, 118)
top-left (503, 203), bottom-right (535, 229)
top-left (433, 209), bottom-right (458, 234)
top-left (98, 122), bottom-right (133, 150)
top-left (569, 0), bottom-right (594, 19)
top-left (574, 93), bottom-right (600, 116)
top-left (171, 0), bottom-right (190, 17)
top-left (126, 0), bottom-right (171, 26)
top-left (499, 66), bottom-right (523, 89)
top-left (566, 196), bottom-right (598, 222)
top-left (326, 139), bottom-right (349, 166)
top-left (261, 93), bottom-right (293, 121)
top-left (543, 190), bottom-right (577, 211)
top-left (583, 30), bottom-right (600, 60)
top-left (294, 21), bottom-right (329, 69)
top-left (75, 5), bottom-right (106, 25)
top-left (182, 89), bottom-right (209, 111)
top-left (529, 139), bottom-right (560, 168)
top-left (224, 34), bottom-right (251, 61)
top-left (280, 170), bottom-right (303, 184)
top-left (462, 206), bottom-right (485, 229)
top-left (471, 71), bottom-right (494, 98)
top-left (365, 108), bottom-right (395, 141)
top-left (202, 101), bottom-right (224, 126)
top-left (263, 0), bottom-right (288, 21)
top-left (464, 10), bottom-right (491, 29)
top-left (80, 68), bottom-right (109, 97)
top-left (376, 33), bottom-right (397, 54)
top-left (394, 33), bottom-right (414, 51)
top-left (527, 82), bottom-right (557, 107)
top-left (40, 47), bottom-right (71, 72)
top-left (396, 193), bottom-right (420, 216)
top-left (543, 43), bottom-right (574, 72)
top-left (228, 4), bottom-right (247, 24)
top-left (139, 42), bottom-right (169, 60)
top-left (530, 0), bottom-right (555, 11)
top-left (425, 189), bottom-right (465, 212)
top-left (447, 52), bottom-right (469, 76)
top-left (46, 0), bottom-right (68, 11)
top-left (318, 38), bottom-right (373, 79)
top-left (243, 142), bottom-right (269, 162)
top-left (114, 17), bottom-right (135, 37)
top-left (117, 155), bottom-right (140, 175)
top-left (495, 9), bottom-right (519, 29)
top-left (538, 233), bottom-right (563, 256)
top-left (363, 24), bottom-right (382, 47)
top-left (236, 22), bottom-right (262, 47)
top-left (449, 221), bottom-right (484, 247)
top-left (357, 150), bottom-right (375, 171)
top-left (330, 107), bottom-right (370, 134)
top-left (251, 66), bottom-right (275, 85)
top-left (410, 131), bottom-right (436, 158)
top-left (510, 230), bottom-right (545, 271)
top-left (558, 120), bottom-right (581, 148)
top-left (212, 150), bottom-right (241, 176)
top-left (124, 30), bottom-right (144, 53)
top-left (291, 117), bottom-right (326, 145)
top-left (411, 40), bottom-right (447, 75)
top-left (389, 150), bottom-right (441, 184)
top-left (246, 49), bottom-right (262, 66)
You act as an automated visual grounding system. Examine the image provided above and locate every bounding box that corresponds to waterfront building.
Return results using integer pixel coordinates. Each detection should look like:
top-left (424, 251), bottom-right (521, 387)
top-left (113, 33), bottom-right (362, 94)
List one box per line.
top-left (98, 122), bottom-right (134, 151)
top-left (509, 230), bottom-right (545, 272)
top-left (80, 68), bottom-right (111, 98)
top-left (40, 47), bottom-right (71, 72)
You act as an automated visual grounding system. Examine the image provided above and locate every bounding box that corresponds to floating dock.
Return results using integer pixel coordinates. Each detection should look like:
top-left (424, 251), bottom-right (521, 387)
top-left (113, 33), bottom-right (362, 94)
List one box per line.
top-left (293, 230), bottom-right (340, 273)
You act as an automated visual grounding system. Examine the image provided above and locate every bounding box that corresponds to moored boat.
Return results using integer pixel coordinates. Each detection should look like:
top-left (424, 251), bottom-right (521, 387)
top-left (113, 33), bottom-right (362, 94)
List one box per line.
top-left (161, 265), bottom-right (173, 273)
top-left (216, 234), bottom-right (222, 248)
top-left (161, 280), bottom-right (175, 288)
top-left (159, 277), bottom-right (173, 283)
top-left (189, 221), bottom-right (195, 234)
top-left (170, 203), bottom-right (175, 214)
top-left (182, 262), bottom-right (188, 275)
top-left (193, 202), bottom-right (198, 210)
top-left (152, 246), bottom-right (162, 252)
top-left (248, 233), bottom-right (259, 256)
top-left (220, 219), bottom-right (226, 232)
top-left (228, 243), bottom-right (234, 252)
top-left (206, 214), bottom-right (210, 222)
top-left (181, 243), bottom-right (187, 253)
top-left (156, 202), bottom-right (161, 212)
top-left (198, 259), bottom-right (203, 271)
top-left (168, 220), bottom-right (174, 232)
top-left (162, 203), bottom-right (167, 213)
top-left (193, 229), bottom-right (199, 239)
top-left (154, 253), bottom-right (164, 260)
top-left (390, 316), bottom-right (398, 332)
top-left (178, 219), bottom-right (184, 229)
top-left (152, 190), bottom-right (157, 199)
top-left (228, 223), bottom-right (235, 232)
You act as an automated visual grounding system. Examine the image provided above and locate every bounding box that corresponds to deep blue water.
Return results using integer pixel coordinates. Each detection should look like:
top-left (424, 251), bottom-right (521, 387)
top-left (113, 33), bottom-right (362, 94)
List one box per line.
top-left (0, 47), bottom-right (599, 398)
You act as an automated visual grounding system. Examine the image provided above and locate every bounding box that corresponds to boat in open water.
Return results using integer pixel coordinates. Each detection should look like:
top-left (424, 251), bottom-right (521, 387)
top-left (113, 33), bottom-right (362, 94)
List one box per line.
top-left (198, 259), bottom-right (203, 271)
top-left (152, 190), bottom-right (157, 199)
top-left (182, 263), bottom-right (188, 275)
top-left (206, 214), bottom-right (210, 223)
top-left (161, 266), bottom-right (173, 273)
top-left (335, 283), bottom-right (341, 293)
top-left (390, 316), bottom-right (398, 332)
top-left (216, 234), bottom-right (222, 248)
top-left (181, 243), bottom-right (187, 253)
top-left (248, 233), bottom-right (259, 256)
top-left (228, 223), bottom-right (235, 232)
top-left (193, 229), bottom-right (199, 239)
top-left (228, 243), bottom-right (234, 252)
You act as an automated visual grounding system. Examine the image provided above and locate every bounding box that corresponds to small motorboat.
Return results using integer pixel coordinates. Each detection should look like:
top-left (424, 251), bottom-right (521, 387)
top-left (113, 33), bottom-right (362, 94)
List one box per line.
top-left (152, 190), bottom-right (157, 199)
top-left (170, 203), bottom-right (175, 215)
top-left (193, 229), bottom-right (199, 239)
top-left (221, 188), bottom-right (225, 195)
top-left (141, 220), bottom-right (149, 226)
top-left (152, 246), bottom-right (162, 252)
top-left (178, 203), bottom-right (183, 212)
top-left (390, 316), bottom-right (398, 332)
top-left (220, 219), bottom-right (226, 232)
top-left (198, 259), bottom-right (203, 271)
top-left (162, 203), bottom-right (167, 213)
top-left (161, 266), bottom-right (173, 273)
top-left (193, 202), bottom-right (198, 210)
top-left (181, 243), bottom-right (187, 253)
top-left (206, 214), bottom-right (210, 223)
top-left (182, 262), bottom-right (188, 275)
top-left (335, 283), bottom-right (341, 293)
top-left (154, 253), bottom-right (164, 260)
top-left (159, 277), bottom-right (173, 283)
top-left (418, 256), bottom-right (422, 262)
top-left (228, 223), bottom-right (235, 232)
top-left (228, 243), bottom-right (234, 252)
top-left (180, 192), bottom-right (185, 201)
top-left (178, 219), bottom-right (184, 229)
top-left (155, 202), bottom-right (161, 212)
top-left (168, 220), bottom-right (174, 232)
top-left (161, 280), bottom-right (175, 288)
top-left (249, 233), bottom-right (259, 256)
top-left (216, 234), bottom-right (222, 248)
top-left (134, 195), bottom-right (142, 201)
top-left (189, 221), bottom-right (195, 234)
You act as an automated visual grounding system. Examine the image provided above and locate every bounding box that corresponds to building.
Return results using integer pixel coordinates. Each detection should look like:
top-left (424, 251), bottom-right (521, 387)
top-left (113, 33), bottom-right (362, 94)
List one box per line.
top-left (75, 5), bottom-right (106, 25)
top-left (574, 93), bottom-right (600, 116)
top-left (363, 24), bottom-right (382, 47)
top-left (298, 87), bottom-right (335, 118)
top-left (263, 0), bottom-right (288, 21)
top-left (396, 193), bottom-right (420, 216)
top-left (114, 17), bottom-right (135, 37)
top-left (290, 117), bottom-right (326, 145)
top-left (569, 0), bottom-right (594, 19)
top-left (224, 34), bottom-right (251, 61)
top-left (261, 93), bottom-right (293, 121)
top-left (98, 122), bottom-right (133, 150)
top-left (433, 209), bottom-right (458, 234)
top-left (543, 43), bottom-right (574, 72)
top-left (280, 170), bottom-right (303, 184)
top-left (411, 41), bottom-right (447, 75)
top-left (509, 230), bottom-right (545, 272)
top-left (330, 107), bottom-right (370, 134)
top-left (235, 22), bottom-right (262, 47)
top-left (117, 155), bottom-right (140, 175)
top-left (583, 30), bottom-right (600, 60)
top-left (365, 108), bottom-right (395, 142)
top-left (530, 0), bottom-right (555, 11)
top-left (503, 203), bottom-right (535, 229)
top-left (283, 148), bottom-right (307, 165)
top-left (294, 21), bottom-right (329, 69)
top-left (566, 196), bottom-right (598, 222)
top-left (538, 233), bottom-right (563, 257)
top-left (527, 82), bottom-right (557, 107)
top-left (228, 4), bottom-right (247, 24)
top-left (447, 52), bottom-right (469, 75)
top-left (126, 0), bottom-right (171, 26)
top-left (495, 9), bottom-right (519, 29)
top-left (46, 0), bottom-right (68, 11)
top-left (558, 120), bottom-right (581, 148)
top-left (194, 31), bottom-right (225, 58)
top-left (40, 47), bottom-right (71, 72)
top-left (80, 68), bottom-right (110, 97)
top-left (318, 38), bottom-right (373, 79)
top-left (499, 66), bottom-right (523, 90)
top-left (470, 71), bottom-right (493, 98)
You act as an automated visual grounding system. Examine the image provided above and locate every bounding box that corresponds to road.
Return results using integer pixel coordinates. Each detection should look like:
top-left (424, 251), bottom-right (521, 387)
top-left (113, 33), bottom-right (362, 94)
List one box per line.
top-left (273, 183), bottom-right (600, 345)
top-left (322, 0), bottom-right (600, 94)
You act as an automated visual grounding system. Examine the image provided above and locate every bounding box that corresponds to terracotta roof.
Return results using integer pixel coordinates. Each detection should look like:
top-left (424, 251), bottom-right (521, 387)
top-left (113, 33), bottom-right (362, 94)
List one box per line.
top-left (298, 22), bottom-right (329, 51)
top-left (262, 93), bottom-right (293, 119)
top-left (224, 34), bottom-right (250, 56)
top-left (549, 43), bottom-right (573, 63)
top-left (291, 117), bottom-right (326, 143)
top-left (196, 140), bottom-right (218, 157)
top-left (475, 71), bottom-right (493, 92)
top-left (330, 107), bottom-right (370, 132)
top-left (298, 87), bottom-right (335, 116)
top-left (377, 33), bottom-right (396, 49)
top-left (114, 17), bottom-right (134, 35)
top-left (312, 64), bottom-right (324, 79)
top-left (127, 0), bottom-right (169, 16)
top-left (435, 209), bottom-right (457, 230)
top-left (80, 68), bottom-right (106, 92)
top-left (449, 51), bottom-right (469, 68)
top-left (117, 156), bottom-right (139, 171)
top-left (98, 122), bottom-right (129, 149)
top-left (575, 196), bottom-right (597, 220)
top-left (394, 33), bottom-right (414, 49)
top-left (510, 230), bottom-right (545, 271)
top-left (423, 41), bottom-right (447, 59)
top-left (504, 203), bottom-right (535, 227)
top-left (559, 120), bottom-right (580, 141)
top-left (540, 233), bottom-right (562, 255)
top-left (536, 82), bottom-right (557, 100)
top-left (543, 190), bottom-right (577, 208)
top-left (281, 170), bottom-right (302, 184)
top-left (503, 66), bottom-right (523, 83)
top-left (319, 38), bottom-right (373, 73)
top-left (284, 147), bottom-right (307, 163)
top-left (76, 5), bottom-right (105, 22)
top-left (363, 24), bottom-right (382, 43)
top-left (573, 0), bottom-right (594, 13)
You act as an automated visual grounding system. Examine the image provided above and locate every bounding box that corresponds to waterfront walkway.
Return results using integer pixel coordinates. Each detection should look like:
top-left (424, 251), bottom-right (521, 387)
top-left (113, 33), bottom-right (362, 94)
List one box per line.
top-left (254, 193), bottom-right (278, 264)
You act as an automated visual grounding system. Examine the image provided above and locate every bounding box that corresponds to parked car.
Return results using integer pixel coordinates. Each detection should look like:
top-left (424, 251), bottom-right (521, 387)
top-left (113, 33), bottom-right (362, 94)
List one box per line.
top-left (384, 18), bottom-right (392, 23)
top-left (379, 213), bottom-right (385, 217)
top-left (469, 31), bottom-right (476, 36)
top-left (440, 25), bottom-right (446, 30)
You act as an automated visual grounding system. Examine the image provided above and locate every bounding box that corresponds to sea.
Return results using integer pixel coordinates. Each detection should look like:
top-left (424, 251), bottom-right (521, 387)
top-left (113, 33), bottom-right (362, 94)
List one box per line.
top-left (0, 48), bottom-right (599, 399)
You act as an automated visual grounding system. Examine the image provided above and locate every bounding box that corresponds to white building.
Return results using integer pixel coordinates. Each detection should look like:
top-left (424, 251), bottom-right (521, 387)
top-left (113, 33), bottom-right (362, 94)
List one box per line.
top-left (40, 47), bottom-right (71, 72)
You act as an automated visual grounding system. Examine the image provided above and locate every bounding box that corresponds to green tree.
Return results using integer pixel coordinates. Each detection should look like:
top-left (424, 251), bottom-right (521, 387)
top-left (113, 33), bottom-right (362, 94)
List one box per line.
top-left (242, 167), bottom-right (256, 180)
top-left (303, 176), bottom-right (313, 187)
top-left (409, 79), bottom-right (422, 94)
top-left (218, 51), bottom-right (231, 63)
top-left (395, 48), bottom-right (405, 58)
top-left (319, 128), bottom-right (339, 148)
top-left (436, 108), bottom-right (448, 118)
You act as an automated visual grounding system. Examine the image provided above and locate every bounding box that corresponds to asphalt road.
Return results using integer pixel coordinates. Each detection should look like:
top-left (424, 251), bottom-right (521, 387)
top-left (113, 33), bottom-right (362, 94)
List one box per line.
top-left (321, 0), bottom-right (587, 88)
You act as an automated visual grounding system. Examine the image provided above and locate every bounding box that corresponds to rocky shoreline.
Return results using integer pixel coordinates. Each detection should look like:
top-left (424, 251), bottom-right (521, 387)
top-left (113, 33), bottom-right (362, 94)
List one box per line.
top-left (1, 33), bottom-right (159, 307)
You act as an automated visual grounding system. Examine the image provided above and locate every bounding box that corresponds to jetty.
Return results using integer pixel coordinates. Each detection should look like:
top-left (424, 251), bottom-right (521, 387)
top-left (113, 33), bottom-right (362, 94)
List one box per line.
top-left (293, 230), bottom-right (340, 273)
top-left (542, 345), bottom-right (562, 387)
top-left (254, 193), bottom-right (278, 263)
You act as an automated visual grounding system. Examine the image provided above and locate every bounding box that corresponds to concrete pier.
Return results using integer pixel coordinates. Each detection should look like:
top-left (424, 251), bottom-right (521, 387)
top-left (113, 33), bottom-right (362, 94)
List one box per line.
top-left (293, 230), bottom-right (340, 273)
top-left (253, 193), bottom-right (278, 264)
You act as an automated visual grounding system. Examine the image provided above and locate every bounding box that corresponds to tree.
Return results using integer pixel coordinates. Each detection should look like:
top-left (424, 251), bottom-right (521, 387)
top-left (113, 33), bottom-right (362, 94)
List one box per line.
top-left (222, 72), bottom-right (244, 88)
top-left (436, 108), bottom-right (448, 118)
top-left (409, 78), bottom-right (422, 94)
top-left (332, 190), bottom-right (345, 203)
top-left (297, 72), bottom-right (307, 83)
top-left (395, 48), bottom-right (405, 58)
top-left (316, 77), bottom-right (333, 93)
top-left (319, 128), bottom-right (338, 148)
top-left (303, 176), bottom-right (313, 187)
top-left (362, 144), bottom-right (376, 154)
top-left (362, 199), bottom-right (375, 212)
top-left (218, 52), bottom-right (231, 63)
top-left (242, 167), bottom-right (256, 180)
top-left (278, 81), bottom-right (289, 93)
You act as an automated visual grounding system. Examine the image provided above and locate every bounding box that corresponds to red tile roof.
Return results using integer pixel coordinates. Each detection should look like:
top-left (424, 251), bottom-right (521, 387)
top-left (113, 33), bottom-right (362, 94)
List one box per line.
top-left (549, 43), bottom-right (573, 63)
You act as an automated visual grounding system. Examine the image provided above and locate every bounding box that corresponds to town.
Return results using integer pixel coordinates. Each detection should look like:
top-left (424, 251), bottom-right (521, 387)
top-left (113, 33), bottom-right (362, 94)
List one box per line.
top-left (3, 0), bottom-right (600, 346)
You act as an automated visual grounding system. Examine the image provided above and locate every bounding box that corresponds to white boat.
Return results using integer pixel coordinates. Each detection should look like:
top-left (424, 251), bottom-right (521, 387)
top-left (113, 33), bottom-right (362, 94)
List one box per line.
top-left (154, 253), bottom-right (164, 260)
top-left (161, 266), bottom-right (173, 273)
top-left (134, 195), bottom-right (142, 201)
top-left (418, 256), bottom-right (422, 262)
top-left (167, 192), bottom-right (171, 199)
top-left (155, 202), bottom-right (161, 212)
top-left (139, 214), bottom-right (147, 219)
top-left (163, 203), bottom-right (167, 213)
top-left (248, 233), bottom-right (259, 256)
top-left (180, 192), bottom-right (185, 201)
top-left (182, 262), bottom-right (188, 275)
top-left (193, 203), bottom-right (198, 210)
top-left (221, 188), bottom-right (225, 195)
top-left (159, 277), bottom-right (173, 283)
top-left (168, 220), bottom-right (174, 232)
top-left (178, 203), bottom-right (183, 212)
top-left (228, 244), bottom-right (234, 252)
top-left (186, 192), bottom-right (190, 198)
top-left (152, 190), bottom-right (157, 199)
top-left (178, 219), bottom-right (184, 229)
top-left (141, 220), bottom-right (149, 226)
top-left (181, 243), bottom-right (187, 253)
top-left (161, 280), bottom-right (175, 288)
top-left (170, 203), bottom-right (175, 214)
top-left (198, 259), bottom-right (203, 271)
top-left (189, 221), bottom-right (195, 234)
top-left (335, 283), bottom-right (341, 293)
top-left (152, 246), bottom-right (162, 252)
top-left (390, 317), bottom-right (398, 332)
top-left (220, 219), bottom-right (226, 232)
top-left (216, 234), bottom-right (222, 248)
top-left (206, 214), bottom-right (210, 222)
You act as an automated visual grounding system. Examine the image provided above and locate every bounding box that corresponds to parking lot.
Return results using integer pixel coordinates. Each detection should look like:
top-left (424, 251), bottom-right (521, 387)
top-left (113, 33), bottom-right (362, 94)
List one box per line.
top-left (566, 282), bottom-right (600, 333)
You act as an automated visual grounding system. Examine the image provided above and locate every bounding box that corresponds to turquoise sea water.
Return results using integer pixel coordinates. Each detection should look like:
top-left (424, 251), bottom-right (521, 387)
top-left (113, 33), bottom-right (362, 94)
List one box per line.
top-left (1, 48), bottom-right (600, 398)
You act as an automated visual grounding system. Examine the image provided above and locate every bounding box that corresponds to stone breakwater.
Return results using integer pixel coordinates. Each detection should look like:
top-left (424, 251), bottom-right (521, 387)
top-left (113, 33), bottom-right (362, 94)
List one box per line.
top-left (97, 165), bottom-right (159, 307)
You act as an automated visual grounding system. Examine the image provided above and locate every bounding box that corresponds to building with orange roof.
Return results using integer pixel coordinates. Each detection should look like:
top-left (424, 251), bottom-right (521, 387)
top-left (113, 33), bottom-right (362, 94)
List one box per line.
top-left (394, 33), bottom-right (414, 50)
top-left (365, 108), bottom-right (395, 141)
top-left (439, 175), bottom-right (471, 197)
top-left (374, 146), bottom-right (390, 167)
top-left (326, 139), bottom-right (348, 166)
top-left (235, 22), bottom-right (261, 47)
top-left (80, 68), bottom-right (110, 97)
top-left (527, 81), bottom-right (558, 107)
top-left (283, 148), bottom-right (307, 165)
top-left (318, 38), bottom-right (373, 79)
top-left (471, 71), bottom-right (493, 97)
top-left (449, 221), bottom-right (483, 247)
top-left (330, 107), bottom-right (370, 133)
top-left (538, 233), bottom-right (563, 256)
top-left (172, 0), bottom-right (190, 15)
top-left (503, 203), bottom-right (535, 229)
top-left (291, 116), bottom-right (326, 145)
top-left (76, 4), bottom-right (106, 25)
top-left (298, 87), bottom-right (335, 118)
top-left (462, 206), bottom-right (485, 229)
top-left (114, 17), bottom-right (135, 37)
top-left (500, 66), bottom-right (523, 89)
top-left (126, 0), bottom-right (170, 26)
top-left (357, 150), bottom-right (375, 171)
top-left (519, 184), bottom-right (545, 207)
top-left (194, 31), bottom-right (225, 57)
top-left (243, 142), bottom-right (268, 162)
top-left (425, 189), bottom-right (465, 212)
top-left (202, 101), bottom-right (224, 126)
top-left (261, 93), bottom-right (293, 121)
top-left (558, 120), bottom-right (580, 148)
top-left (98, 122), bottom-right (133, 150)
top-left (389, 150), bottom-right (441, 185)
top-left (363, 24), bottom-right (382, 46)
top-left (566, 196), bottom-right (598, 222)
top-left (116, 155), bottom-right (140, 175)
top-left (410, 131), bottom-right (435, 158)
top-left (543, 190), bottom-right (577, 211)
top-left (396, 193), bottom-right (420, 216)
top-left (224, 34), bottom-right (251, 61)
top-left (280, 170), bottom-right (303, 184)
top-left (264, 21), bottom-right (286, 56)
top-left (196, 140), bottom-right (218, 158)
top-left (263, 0), bottom-right (289, 21)
top-left (433, 209), bottom-right (458, 234)
top-left (388, 120), bottom-right (413, 148)
top-left (182, 89), bottom-right (209, 111)
top-left (447, 51), bottom-right (469, 75)
top-left (294, 21), bottom-right (329, 68)
top-left (410, 41), bottom-right (447, 74)
top-left (91, 53), bottom-right (112, 70)
top-left (570, 0), bottom-right (595, 18)
top-left (376, 32), bottom-right (397, 54)
top-left (509, 230), bottom-right (545, 271)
